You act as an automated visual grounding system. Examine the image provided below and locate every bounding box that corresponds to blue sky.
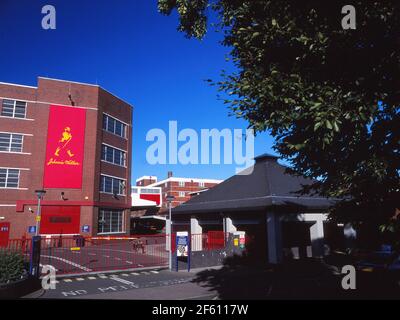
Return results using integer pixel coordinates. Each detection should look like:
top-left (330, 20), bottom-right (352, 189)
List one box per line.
top-left (0, 0), bottom-right (276, 182)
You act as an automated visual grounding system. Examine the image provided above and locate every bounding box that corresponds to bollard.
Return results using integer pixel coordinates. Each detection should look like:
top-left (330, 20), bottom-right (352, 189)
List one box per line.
top-left (29, 236), bottom-right (41, 277)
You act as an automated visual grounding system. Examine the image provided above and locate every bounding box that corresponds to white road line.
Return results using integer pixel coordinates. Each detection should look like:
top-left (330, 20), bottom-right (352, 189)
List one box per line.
top-left (87, 276), bottom-right (97, 280)
top-left (110, 276), bottom-right (139, 288)
top-left (76, 278), bottom-right (85, 281)
top-left (141, 272), bottom-right (150, 275)
top-left (131, 272), bottom-right (140, 276)
top-left (40, 255), bottom-right (92, 272)
top-left (63, 279), bottom-right (72, 282)
top-left (98, 274), bottom-right (108, 279)
top-left (120, 273), bottom-right (129, 277)
top-left (151, 271), bottom-right (159, 274)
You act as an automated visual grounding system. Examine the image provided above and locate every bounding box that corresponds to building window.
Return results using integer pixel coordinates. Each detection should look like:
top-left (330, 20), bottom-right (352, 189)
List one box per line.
top-left (0, 133), bottom-right (23, 153)
top-left (198, 181), bottom-right (205, 187)
top-left (141, 188), bottom-right (161, 194)
top-left (179, 181), bottom-right (185, 187)
top-left (179, 191), bottom-right (185, 198)
top-left (98, 209), bottom-right (124, 234)
top-left (0, 168), bottom-right (20, 188)
top-left (1, 99), bottom-right (27, 119)
top-left (100, 175), bottom-right (126, 195)
top-left (102, 114), bottom-right (127, 138)
top-left (101, 144), bottom-right (126, 167)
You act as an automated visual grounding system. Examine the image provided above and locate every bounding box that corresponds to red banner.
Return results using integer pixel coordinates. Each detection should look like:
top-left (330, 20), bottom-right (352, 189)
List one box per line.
top-left (43, 105), bottom-right (86, 189)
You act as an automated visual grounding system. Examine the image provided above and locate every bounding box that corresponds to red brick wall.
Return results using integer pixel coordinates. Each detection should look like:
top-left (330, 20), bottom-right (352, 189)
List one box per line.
top-left (0, 78), bottom-right (132, 238)
top-left (157, 180), bottom-right (220, 212)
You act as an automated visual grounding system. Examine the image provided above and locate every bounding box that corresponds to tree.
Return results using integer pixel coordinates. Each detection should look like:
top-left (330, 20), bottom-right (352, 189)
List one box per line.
top-left (158, 0), bottom-right (400, 238)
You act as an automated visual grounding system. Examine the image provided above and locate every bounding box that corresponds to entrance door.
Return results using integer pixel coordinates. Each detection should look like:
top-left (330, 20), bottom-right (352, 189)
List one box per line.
top-left (0, 222), bottom-right (10, 247)
top-left (40, 206), bottom-right (80, 235)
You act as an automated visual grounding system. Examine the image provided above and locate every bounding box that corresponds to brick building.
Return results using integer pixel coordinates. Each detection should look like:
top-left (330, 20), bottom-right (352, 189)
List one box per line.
top-left (136, 172), bottom-right (222, 212)
top-left (0, 77), bottom-right (133, 240)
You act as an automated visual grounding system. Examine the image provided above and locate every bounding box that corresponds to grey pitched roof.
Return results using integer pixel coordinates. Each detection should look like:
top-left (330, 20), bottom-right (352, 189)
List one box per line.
top-left (173, 153), bottom-right (337, 215)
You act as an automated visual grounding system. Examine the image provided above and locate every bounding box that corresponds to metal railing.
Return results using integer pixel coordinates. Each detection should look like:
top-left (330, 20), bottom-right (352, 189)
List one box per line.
top-left (5, 231), bottom-right (231, 276)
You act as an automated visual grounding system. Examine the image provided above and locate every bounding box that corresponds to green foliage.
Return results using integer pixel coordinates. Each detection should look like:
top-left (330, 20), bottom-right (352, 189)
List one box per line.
top-left (0, 251), bottom-right (25, 284)
top-left (158, 1), bottom-right (400, 229)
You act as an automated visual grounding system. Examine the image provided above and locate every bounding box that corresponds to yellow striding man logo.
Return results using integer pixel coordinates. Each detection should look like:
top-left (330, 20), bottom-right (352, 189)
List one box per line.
top-left (54, 126), bottom-right (75, 158)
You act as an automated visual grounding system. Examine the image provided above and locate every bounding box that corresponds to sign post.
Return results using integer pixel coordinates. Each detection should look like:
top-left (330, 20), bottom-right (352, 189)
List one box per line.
top-left (166, 195), bottom-right (175, 271)
top-left (29, 236), bottom-right (41, 277)
top-left (34, 189), bottom-right (46, 236)
top-left (176, 231), bottom-right (190, 272)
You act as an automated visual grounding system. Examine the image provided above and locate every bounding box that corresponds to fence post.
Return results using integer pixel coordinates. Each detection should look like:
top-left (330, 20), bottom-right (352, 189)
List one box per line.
top-left (29, 236), bottom-right (41, 277)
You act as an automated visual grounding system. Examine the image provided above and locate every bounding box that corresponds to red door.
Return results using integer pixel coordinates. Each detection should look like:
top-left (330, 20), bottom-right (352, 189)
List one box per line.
top-left (40, 206), bottom-right (80, 235)
top-left (0, 222), bottom-right (10, 247)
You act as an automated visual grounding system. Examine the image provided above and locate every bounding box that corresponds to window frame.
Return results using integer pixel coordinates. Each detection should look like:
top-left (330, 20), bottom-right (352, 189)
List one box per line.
top-left (100, 174), bottom-right (126, 196)
top-left (97, 209), bottom-right (125, 234)
top-left (1, 99), bottom-right (27, 119)
top-left (102, 114), bottom-right (127, 139)
top-left (0, 168), bottom-right (20, 188)
top-left (0, 132), bottom-right (24, 153)
top-left (101, 144), bottom-right (127, 167)
top-left (179, 191), bottom-right (185, 198)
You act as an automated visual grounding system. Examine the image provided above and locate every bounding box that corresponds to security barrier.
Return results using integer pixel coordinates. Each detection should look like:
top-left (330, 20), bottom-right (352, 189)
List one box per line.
top-left (37, 234), bottom-right (168, 275)
top-left (5, 231), bottom-right (232, 276)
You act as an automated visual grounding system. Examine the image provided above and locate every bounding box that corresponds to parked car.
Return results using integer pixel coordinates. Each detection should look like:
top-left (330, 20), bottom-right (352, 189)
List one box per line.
top-left (356, 250), bottom-right (400, 273)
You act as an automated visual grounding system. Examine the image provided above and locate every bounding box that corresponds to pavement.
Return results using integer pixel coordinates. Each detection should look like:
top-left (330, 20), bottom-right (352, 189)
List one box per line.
top-left (24, 267), bottom-right (220, 300)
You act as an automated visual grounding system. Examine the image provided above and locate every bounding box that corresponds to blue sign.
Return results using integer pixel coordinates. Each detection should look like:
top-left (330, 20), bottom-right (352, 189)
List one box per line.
top-left (175, 231), bottom-right (190, 272)
top-left (176, 232), bottom-right (188, 257)
top-left (28, 226), bottom-right (36, 234)
top-left (82, 225), bottom-right (90, 233)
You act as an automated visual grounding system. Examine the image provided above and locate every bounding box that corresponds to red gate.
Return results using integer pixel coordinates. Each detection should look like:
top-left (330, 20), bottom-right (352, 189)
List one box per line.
top-left (39, 234), bottom-right (168, 275)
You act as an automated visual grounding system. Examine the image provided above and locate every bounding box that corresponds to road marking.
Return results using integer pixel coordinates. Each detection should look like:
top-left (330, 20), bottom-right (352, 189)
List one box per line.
top-left (98, 274), bottom-right (108, 279)
top-left (120, 273), bottom-right (129, 277)
top-left (63, 279), bottom-right (72, 282)
top-left (151, 270), bottom-right (159, 274)
top-left (131, 272), bottom-right (140, 276)
top-left (76, 278), bottom-right (85, 281)
top-left (41, 255), bottom-right (92, 272)
top-left (87, 276), bottom-right (97, 280)
top-left (126, 261), bottom-right (133, 264)
top-left (110, 276), bottom-right (139, 288)
top-left (141, 272), bottom-right (150, 275)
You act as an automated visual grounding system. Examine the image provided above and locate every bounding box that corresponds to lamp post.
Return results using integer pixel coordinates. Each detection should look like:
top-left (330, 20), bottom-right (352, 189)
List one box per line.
top-left (34, 189), bottom-right (46, 236)
top-left (166, 194), bottom-right (175, 271)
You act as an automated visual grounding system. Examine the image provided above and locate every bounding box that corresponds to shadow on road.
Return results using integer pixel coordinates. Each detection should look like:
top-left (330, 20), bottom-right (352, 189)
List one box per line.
top-left (191, 253), bottom-right (400, 300)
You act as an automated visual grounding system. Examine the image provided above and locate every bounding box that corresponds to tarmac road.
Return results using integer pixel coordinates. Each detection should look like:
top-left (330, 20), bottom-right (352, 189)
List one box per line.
top-left (26, 268), bottom-right (219, 300)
